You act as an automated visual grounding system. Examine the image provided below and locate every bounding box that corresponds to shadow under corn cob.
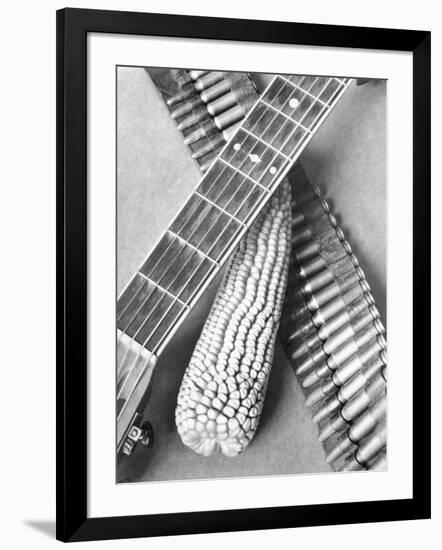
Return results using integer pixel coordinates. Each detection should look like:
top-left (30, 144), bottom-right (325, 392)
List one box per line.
top-left (280, 163), bottom-right (387, 472)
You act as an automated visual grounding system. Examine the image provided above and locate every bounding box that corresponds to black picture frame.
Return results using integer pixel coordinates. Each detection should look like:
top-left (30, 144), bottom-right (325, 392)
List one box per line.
top-left (56, 7), bottom-right (431, 542)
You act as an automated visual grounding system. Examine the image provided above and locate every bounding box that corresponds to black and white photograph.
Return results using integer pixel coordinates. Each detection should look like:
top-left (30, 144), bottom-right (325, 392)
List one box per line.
top-left (116, 68), bottom-right (387, 483)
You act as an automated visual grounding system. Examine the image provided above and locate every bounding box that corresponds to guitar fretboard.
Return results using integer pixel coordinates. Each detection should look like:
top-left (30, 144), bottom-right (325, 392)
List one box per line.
top-left (117, 74), bottom-right (351, 408)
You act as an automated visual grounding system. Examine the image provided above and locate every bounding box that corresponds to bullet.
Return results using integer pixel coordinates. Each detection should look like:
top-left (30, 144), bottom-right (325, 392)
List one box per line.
top-left (356, 422), bottom-right (386, 464)
top-left (199, 78), bottom-right (232, 103)
top-left (176, 105), bottom-right (212, 132)
top-left (302, 256), bottom-right (357, 297)
top-left (170, 94), bottom-right (205, 119)
top-left (297, 197), bottom-right (330, 220)
top-left (311, 355), bottom-right (385, 424)
top-left (207, 90), bottom-right (240, 117)
top-left (183, 121), bottom-right (217, 145)
top-left (295, 228), bottom-right (350, 281)
top-left (305, 377), bottom-right (337, 407)
top-left (288, 326), bottom-right (322, 360)
top-left (323, 308), bottom-right (377, 356)
top-left (291, 225), bottom-right (314, 249)
top-left (367, 451), bottom-right (387, 471)
top-left (326, 318), bottom-right (385, 370)
top-left (199, 152), bottom-right (217, 172)
top-left (325, 432), bottom-right (356, 463)
top-left (191, 133), bottom-right (226, 160)
top-left (292, 210), bottom-right (307, 228)
top-left (166, 82), bottom-right (196, 106)
top-left (311, 394), bottom-right (341, 424)
top-left (296, 242), bottom-right (346, 279)
top-left (194, 71), bottom-right (225, 91)
top-left (286, 314), bottom-right (316, 339)
top-left (312, 280), bottom-right (371, 326)
top-left (308, 337), bottom-right (385, 410)
top-left (293, 189), bottom-right (324, 211)
top-left (324, 394), bottom-right (387, 463)
top-left (283, 288), bottom-right (311, 318)
top-left (215, 104), bottom-right (247, 130)
top-left (341, 370), bottom-right (387, 421)
top-left (302, 361), bottom-right (332, 387)
top-left (295, 346), bottom-right (328, 377)
top-left (339, 455), bottom-right (366, 472)
top-left (349, 393), bottom-right (386, 441)
top-left (302, 314), bottom-right (379, 388)
top-left (333, 334), bottom-right (386, 386)
top-left (292, 231), bottom-right (346, 264)
top-left (307, 269), bottom-right (361, 311)
top-left (317, 293), bottom-right (375, 341)
top-left (317, 410), bottom-right (349, 442)
top-left (189, 69), bottom-right (209, 80)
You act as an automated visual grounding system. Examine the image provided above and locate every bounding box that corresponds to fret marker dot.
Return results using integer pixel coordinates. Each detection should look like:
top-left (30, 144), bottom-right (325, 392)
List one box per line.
top-left (233, 143), bottom-right (241, 151)
top-left (249, 154), bottom-right (261, 163)
top-left (269, 166), bottom-right (277, 175)
top-left (289, 98), bottom-right (300, 109)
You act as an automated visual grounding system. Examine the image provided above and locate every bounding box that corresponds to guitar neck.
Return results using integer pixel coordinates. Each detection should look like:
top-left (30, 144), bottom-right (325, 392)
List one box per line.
top-left (117, 74), bottom-right (352, 447)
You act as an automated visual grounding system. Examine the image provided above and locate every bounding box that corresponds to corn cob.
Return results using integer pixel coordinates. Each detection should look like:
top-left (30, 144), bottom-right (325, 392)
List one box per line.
top-left (175, 181), bottom-right (292, 457)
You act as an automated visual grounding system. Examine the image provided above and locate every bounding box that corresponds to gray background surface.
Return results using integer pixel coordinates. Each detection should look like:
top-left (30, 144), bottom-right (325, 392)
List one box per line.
top-left (116, 67), bottom-right (386, 483)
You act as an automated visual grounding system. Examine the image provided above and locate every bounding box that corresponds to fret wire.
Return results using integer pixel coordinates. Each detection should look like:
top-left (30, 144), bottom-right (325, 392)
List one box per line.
top-left (196, 160), bottom-right (234, 208)
top-left (218, 157), bottom-right (270, 192)
top-left (136, 185), bottom-right (250, 352)
top-left (280, 75), bottom-right (328, 107)
top-left (259, 99), bottom-right (312, 134)
top-left (128, 189), bottom-right (241, 346)
top-left (137, 271), bottom-right (189, 308)
top-left (201, 160), bottom-right (261, 220)
top-left (117, 292), bottom-right (187, 402)
top-left (238, 75), bottom-right (313, 169)
top-left (240, 127), bottom-right (291, 160)
top-left (118, 279), bottom-right (158, 333)
top-left (117, 289), bottom-right (182, 398)
top-left (263, 77), bottom-right (334, 160)
top-left (167, 229), bottom-right (219, 265)
top-left (117, 232), bottom-right (186, 331)
top-left (193, 190), bottom-right (246, 227)
top-left (117, 74), bottom-right (351, 412)
top-left (196, 77), bottom-right (283, 204)
top-left (280, 83), bottom-right (331, 157)
top-left (117, 277), bottom-right (153, 326)
top-left (117, 285), bottom-right (167, 398)
top-left (118, 234), bottom-right (202, 343)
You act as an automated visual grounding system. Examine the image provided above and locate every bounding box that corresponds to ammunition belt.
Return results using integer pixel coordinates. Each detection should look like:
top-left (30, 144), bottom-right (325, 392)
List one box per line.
top-left (280, 163), bottom-right (387, 472)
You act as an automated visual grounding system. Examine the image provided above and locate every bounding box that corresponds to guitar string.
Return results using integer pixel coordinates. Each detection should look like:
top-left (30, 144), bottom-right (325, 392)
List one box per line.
top-left (116, 75), bottom-right (340, 402)
top-left (116, 75), bottom-right (343, 406)
top-left (116, 76), bottom-right (344, 404)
